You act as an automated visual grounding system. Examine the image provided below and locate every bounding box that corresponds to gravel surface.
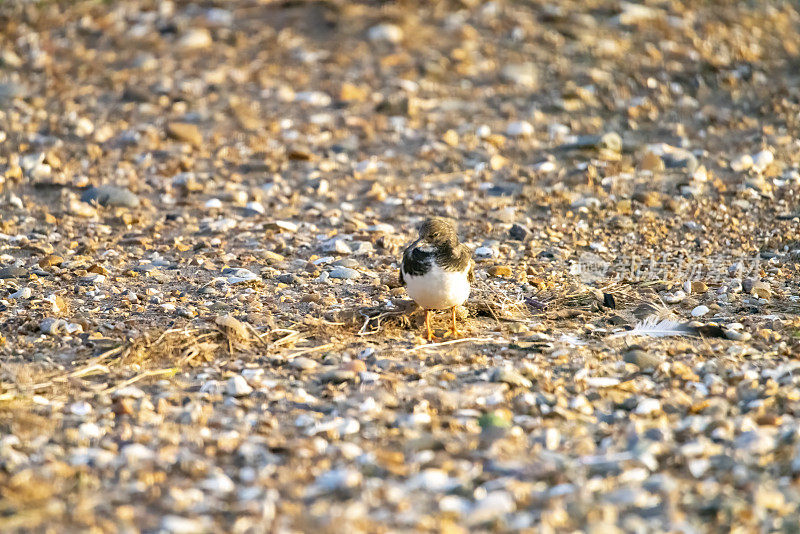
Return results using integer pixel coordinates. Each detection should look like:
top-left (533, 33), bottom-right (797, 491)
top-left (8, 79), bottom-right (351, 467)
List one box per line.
top-left (2, 0), bottom-right (800, 532)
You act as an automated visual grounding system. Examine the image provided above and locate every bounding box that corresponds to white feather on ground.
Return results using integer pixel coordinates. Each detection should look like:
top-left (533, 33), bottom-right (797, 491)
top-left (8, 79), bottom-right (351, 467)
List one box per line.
top-left (610, 316), bottom-right (692, 338)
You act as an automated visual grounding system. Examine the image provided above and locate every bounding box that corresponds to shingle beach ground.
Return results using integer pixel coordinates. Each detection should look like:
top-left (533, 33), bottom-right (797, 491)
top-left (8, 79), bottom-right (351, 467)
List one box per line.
top-left (1, 0), bottom-right (800, 531)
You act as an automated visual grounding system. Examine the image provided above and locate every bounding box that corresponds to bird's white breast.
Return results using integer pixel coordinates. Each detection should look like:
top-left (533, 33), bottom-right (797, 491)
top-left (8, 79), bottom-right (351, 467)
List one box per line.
top-left (403, 262), bottom-right (471, 310)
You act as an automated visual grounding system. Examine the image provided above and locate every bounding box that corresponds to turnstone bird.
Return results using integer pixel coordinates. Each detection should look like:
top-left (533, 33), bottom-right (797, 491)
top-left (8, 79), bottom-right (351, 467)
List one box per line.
top-left (400, 217), bottom-right (474, 341)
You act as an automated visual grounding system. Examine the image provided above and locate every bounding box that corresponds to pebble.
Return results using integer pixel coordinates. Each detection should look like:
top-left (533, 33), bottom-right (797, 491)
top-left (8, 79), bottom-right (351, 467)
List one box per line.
top-left (329, 266), bottom-right (360, 279)
top-left (267, 220), bottom-right (298, 233)
top-left (222, 268), bottom-right (259, 284)
top-left (691, 305), bottom-right (710, 317)
top-left (731, 154), bottom-right (753, 172)
top-left (368, 23), bottom-right (404, 43)
top-left (501, 63), bottom-right (538, 87)
top-left (177, 28), bottom-right (213, 50)
top-left (167, 122), bottom-right (202, 147)
top-left (506, 121), bottom-right (533, 137)
top-left (474, 246), bottom-right (495, 259)
top-left (227, 375), bottom-right (254, 397)
top-left (752, 149), bottom-right (774, 173)
top-left (40, 317), bottom-right (82, 335)
top-left (663, 290), bottom-right (686, 304)
top-left (290, 357), bottom-right (318, 371)
top-left (466, 491), bottom-right (516, 526)
top-left (81, 186), bottom-right (140, 208)
top-left (508, 223), bottom-right (530, 241)
top-left (635, 398), bottom-right (661, 415)
top-left (487, 265), bottom-right (512, 277)
top-left (623, 350), bottom-right (662, 371)
top-left (750, 281), bottom-right (771, 299)
top-left (491, 367), bottom-right (532, 388)
top-left (0, 267), bottom-right (29, 279)
top-left (322, 238), bottom-right (352, 254)
top-left (9, 287), bottom-right (31, 299)
top-left (311, 468), bottom-right (362, 493)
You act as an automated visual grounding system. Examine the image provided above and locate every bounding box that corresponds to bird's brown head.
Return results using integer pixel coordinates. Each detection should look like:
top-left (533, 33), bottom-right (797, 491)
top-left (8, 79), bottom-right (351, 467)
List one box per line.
top-left (417, 217), bottom-right (458, 247)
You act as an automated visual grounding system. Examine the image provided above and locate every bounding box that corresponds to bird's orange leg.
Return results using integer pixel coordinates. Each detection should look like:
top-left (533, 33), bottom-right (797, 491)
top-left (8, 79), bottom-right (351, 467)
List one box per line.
top-left (425, 309), bottom-right (434, 341)
top-left (451, 306), bottom-right (459, 337)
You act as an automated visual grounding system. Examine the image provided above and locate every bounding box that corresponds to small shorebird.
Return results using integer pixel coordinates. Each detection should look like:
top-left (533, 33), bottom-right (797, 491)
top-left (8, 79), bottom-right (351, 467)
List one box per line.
top-left (400, 217), bottom-right (474, 341)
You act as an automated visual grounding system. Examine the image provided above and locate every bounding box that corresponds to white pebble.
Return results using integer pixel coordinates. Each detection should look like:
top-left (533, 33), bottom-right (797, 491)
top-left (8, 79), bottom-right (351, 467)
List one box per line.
top-left (227, 375), bottom-right (253, 397)
top-left (10, 287), bottom-right (31, 299)
top-left (368, 23), bottom-right (403, 43)
top-left (635, 398), bottom-right (661, 415)
top-left (730, 154), bottom-right (753, 172)
top-left (506, 121), bottom-right (533, 137)
top-left (691, 305), bottom-right (709, 317)
top-left (752, 149), bottom-right (774, 173)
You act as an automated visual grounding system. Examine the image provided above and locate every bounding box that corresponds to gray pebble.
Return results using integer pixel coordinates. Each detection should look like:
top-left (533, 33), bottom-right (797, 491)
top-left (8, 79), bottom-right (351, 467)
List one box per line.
top-left (508, 223), bottom-right (530, 241)
top-left (0, 267), bottom-right (28, 279)
top-left (276, 273), bottom-right (302, 285)
top-left (81, 186), bottom-right (140, 208)
top-left (329, 266), bottom-right (360, 279)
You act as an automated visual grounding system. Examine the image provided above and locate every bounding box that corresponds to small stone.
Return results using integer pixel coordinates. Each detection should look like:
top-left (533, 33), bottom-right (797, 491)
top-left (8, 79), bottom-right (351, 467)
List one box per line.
top-left (227, 375), bottom-right (253, 397)
top-left (342, 360), bottom-right (366, 373)
top-left (75, 117), bottom-right (94, 137)
top-left (267, 220), bottom-right (298, 233)
top-left (311, 468), bottom-right (362, 493)
top-left (222, 268), bottom-right (259, 284)
top-left (167, 122), bottom-right (202, 148)
top-left (368, 23), bottom-right (403, 43)
top-left (633, 191), bottom-right (662, 207)
top-left (466, 491), bottom-right (516, 526)
top-left (691, 305), bottom-right (709, 317)
top-left (161, 516), bottom-right (208, 534)
top-left (623, 350), bottom-right (662, 371)
top-left (734, 430), bottom-right (774, 455)
top-left (506, 121), bottom-right (533, 137)
top-left (599, 132), bottom-right (622, 153)
top-left (40, 317), bottom-right (65, 335)
top-left (508, 224), bottom-right (530, 241)
top-left (329, 266), bottom-right (360, 279)
top-left (81, 186), bottom-right (140, 208)
top-left (752, 149), bottom-right (774, 173)
top-left (663, 290), bottom-right (686, 304)
top-left (491, 367), bottom-right (532, 387)
top-left (474, 246), bottom-right (495, 260)
top-left (689, 281), bottom-right (708, 294)
top-left (200, 472), bottom-right (235, 494)
top-left (442, 129), bottom-right (459, 147)
top-left (178, 28), bottom-right (212, 50)
top-left (724, 329), bottom-right (752, 341)
top-left (487, 265), bottom-right (512, 277)
top-left (350, 241), bottom-right (374, 255)
top-left (276, 273), bottom-right (302, 285)
top-left (751, 281), bottom-right (771, 299)
top-left (635, 398), bottom-right (661, 415)
top-left (290, 357), bottom-right (318, 371)
top-left (69, 401), bottom-right (92, 417)
top-left (39, 255), bottom-right (63, 268)
top-left (639, 151), bottom-right (664, 172)
top-left (731, 154), bottom-right (753, 172)
top-left (9, 287), bottom-right (31, 299)
top-left (0, 267), bottom-right (28, 279)
top-left (322, 238), bottom-right (352, 254)
top-left (501, 63), bottom-right (538, 87)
